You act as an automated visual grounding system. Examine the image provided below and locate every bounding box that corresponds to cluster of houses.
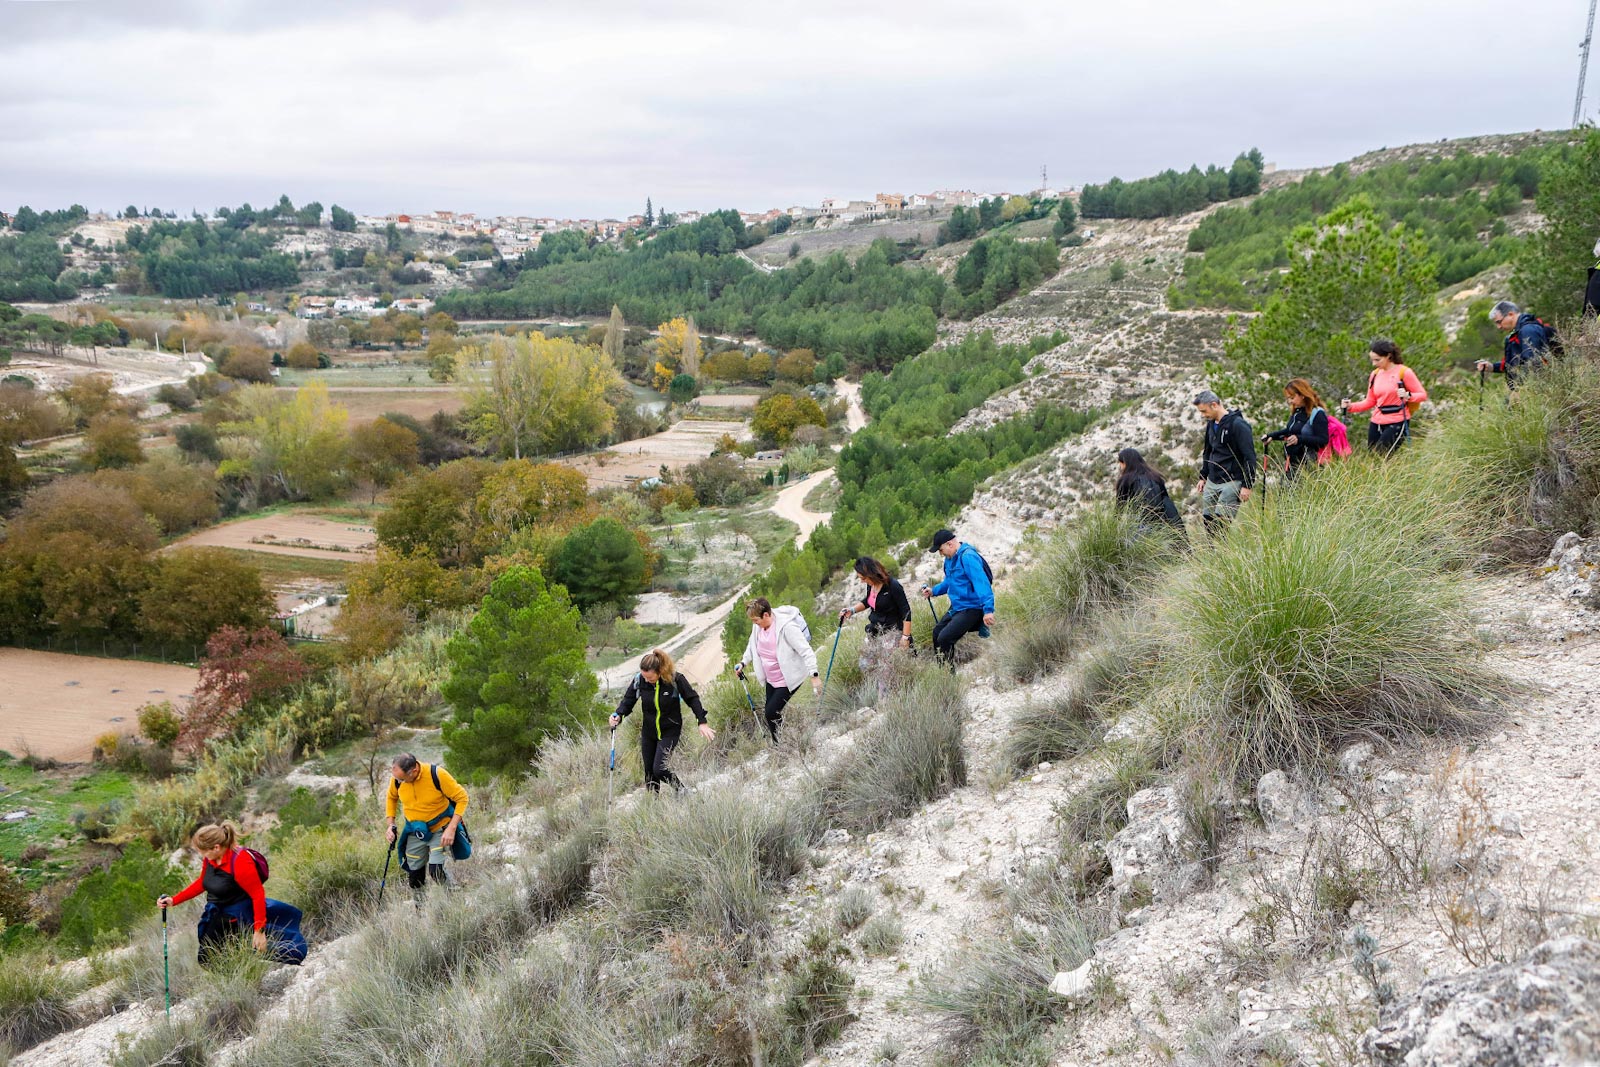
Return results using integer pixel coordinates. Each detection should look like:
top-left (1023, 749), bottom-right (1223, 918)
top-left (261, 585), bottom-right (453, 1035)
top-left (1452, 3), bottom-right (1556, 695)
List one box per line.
top-left (295, 295), bottom-right (434, 320)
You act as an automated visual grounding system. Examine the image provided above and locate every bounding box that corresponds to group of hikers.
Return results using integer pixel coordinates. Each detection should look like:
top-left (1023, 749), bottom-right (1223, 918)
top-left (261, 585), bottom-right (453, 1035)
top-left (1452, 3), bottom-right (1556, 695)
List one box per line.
top-left (152, 304), bottom-right (1566, 972)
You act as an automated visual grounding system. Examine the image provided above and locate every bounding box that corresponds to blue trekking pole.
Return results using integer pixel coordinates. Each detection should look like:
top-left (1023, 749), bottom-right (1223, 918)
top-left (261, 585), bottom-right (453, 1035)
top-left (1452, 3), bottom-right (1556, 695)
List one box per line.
top-left (820, 617), bottom-right (843, 705)
top-left (607, 726), bottom-right (616, 811)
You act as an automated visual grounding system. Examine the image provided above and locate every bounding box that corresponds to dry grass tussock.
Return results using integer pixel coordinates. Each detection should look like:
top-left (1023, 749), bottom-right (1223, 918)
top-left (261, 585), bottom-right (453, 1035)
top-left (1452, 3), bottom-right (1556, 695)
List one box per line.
top-left (1137, 458), bottom-right (1509, 784)
top-left (997, 502), bottom-right (1178, 682)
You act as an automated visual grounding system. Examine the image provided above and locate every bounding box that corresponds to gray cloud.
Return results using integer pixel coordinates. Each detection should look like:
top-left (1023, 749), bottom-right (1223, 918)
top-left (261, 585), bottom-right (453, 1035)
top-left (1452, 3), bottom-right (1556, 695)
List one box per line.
top-left (0, 0), bottom-right (1588, 217)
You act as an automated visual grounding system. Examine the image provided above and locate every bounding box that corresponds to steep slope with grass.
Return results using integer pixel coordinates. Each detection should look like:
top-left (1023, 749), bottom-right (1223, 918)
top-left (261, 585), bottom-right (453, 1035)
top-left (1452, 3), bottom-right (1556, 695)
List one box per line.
top-left (14, 134), bottom-right (1600, 1067)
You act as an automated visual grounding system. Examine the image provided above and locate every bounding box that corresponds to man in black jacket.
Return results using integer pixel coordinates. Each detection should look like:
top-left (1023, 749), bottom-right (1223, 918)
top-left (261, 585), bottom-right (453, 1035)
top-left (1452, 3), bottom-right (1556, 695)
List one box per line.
top-left (1192, 389), bottom-right (1256, 535)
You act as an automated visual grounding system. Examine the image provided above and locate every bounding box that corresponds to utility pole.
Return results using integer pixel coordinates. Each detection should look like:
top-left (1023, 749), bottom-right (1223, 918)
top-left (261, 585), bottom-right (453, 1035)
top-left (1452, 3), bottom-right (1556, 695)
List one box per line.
top-left (1577, 0), bottom-right (1598, 127)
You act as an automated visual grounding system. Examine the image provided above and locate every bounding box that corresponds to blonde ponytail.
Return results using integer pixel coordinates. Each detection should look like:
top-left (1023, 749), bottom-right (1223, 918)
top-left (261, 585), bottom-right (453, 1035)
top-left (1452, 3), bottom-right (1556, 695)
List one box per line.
top-left (639, 648), bottom-right (676, 684)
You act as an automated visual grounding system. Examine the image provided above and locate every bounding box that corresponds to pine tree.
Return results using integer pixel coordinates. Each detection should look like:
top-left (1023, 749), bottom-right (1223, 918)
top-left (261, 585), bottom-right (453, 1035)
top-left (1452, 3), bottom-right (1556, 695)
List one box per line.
top-left (645, 198), bottom-right (654, 227)
top-left (1513, 127), bottom-right (1600, 315)
top-left (1208, 195), bottom-right (1446, 418)
top-left (441, 566), bottom-right (597, 777)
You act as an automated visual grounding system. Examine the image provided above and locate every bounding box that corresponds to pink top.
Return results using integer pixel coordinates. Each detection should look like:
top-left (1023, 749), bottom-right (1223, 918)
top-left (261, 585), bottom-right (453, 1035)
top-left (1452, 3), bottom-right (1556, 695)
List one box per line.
top-left (756, 625), bottom-right (785, 687)
top-left (1349, 366), bottom-right (1426, 426)
top-left (866, 587), bottom-right (878, 610)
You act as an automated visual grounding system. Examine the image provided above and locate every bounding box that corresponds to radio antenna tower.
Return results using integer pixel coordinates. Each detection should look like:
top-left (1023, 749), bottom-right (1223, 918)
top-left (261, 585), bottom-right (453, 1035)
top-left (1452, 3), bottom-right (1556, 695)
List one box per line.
top-left (1041, 164), bottom-right (1048, 192)
top-left (1577, 0), bottom-right (1598, 127)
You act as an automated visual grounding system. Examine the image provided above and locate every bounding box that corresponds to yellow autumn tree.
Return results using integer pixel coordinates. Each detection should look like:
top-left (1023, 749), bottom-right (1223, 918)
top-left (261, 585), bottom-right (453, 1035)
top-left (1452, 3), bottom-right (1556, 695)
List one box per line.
top-left (456, 333), bottom-right (623, 459)
top-left (652, 316), bottom-right (698, 390)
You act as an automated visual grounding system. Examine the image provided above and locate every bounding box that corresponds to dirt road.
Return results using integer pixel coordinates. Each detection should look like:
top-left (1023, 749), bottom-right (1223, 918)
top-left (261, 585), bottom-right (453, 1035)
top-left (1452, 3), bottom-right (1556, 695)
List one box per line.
top-left (598, 468), bottom-right (838, 694)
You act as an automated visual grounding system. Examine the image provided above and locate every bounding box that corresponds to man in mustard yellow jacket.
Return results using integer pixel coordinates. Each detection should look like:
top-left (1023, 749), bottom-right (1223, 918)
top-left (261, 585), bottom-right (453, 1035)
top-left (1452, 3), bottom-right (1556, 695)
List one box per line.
top-left (385, 752), bottom-right (469, 902)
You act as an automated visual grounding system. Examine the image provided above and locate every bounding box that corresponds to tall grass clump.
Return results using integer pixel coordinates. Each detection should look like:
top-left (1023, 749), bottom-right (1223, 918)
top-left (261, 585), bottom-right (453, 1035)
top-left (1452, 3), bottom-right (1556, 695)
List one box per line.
top-left (597, 787), bottom-right (811, 944)
top-left (817, 666), bottom-right (966, 834)
top-left (918, 869), bottom-right (1100, 1064)
top-left (1003, 619), bottom-right (1154, 774)
top-left (1145, 460), bottom-right (1507, 784)
top-left (1421, 341), bottom-right (1600, 555)
top-left (272, 825), bottom-right (389, 937)
top-left (0, 955), bottom-right (80, 1054)
top-left (998, 502), bottom-right (1178, 681)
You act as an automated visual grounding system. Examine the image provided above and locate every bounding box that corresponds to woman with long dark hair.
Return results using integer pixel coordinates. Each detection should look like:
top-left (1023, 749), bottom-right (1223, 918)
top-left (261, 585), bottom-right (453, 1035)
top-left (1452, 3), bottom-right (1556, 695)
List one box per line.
top-left (610, 648), bottom-right (714, 792)
top-left (1262, 378), bottom-right (1331, 480)
top-left (1346, 339), bottom-right (1427, 455)
top-left (1113, 448), bottom-right (1183, 531)
top-left (840, 556), bottom-right (913, 689)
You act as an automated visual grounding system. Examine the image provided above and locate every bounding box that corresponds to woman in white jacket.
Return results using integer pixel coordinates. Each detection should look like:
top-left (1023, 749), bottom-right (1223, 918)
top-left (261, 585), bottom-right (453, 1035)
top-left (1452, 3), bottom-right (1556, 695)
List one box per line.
top-left (735, 597), bottom-right (820, 741)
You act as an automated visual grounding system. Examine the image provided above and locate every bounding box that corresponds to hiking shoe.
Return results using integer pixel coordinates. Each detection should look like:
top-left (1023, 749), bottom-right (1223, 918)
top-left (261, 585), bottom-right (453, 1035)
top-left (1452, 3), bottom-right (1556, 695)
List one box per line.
top-left (977, 624), bottom-right (991, 638)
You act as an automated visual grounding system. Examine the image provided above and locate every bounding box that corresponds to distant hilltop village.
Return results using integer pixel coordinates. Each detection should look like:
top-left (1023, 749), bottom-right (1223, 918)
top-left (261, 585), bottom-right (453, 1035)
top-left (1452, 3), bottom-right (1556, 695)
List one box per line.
top-left (354, 186), bottom-right (1052, 258)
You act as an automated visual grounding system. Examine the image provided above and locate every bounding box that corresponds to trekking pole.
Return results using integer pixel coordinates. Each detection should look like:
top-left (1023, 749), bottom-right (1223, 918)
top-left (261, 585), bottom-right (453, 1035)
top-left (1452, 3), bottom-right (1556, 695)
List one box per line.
top-left (377, 837), bottom-right (395, 907)
top-left (736, 669), bottom-right (765, 741)
top-left (607, 726), bottom-right (616, 811)
top-left (820, 617), bottom-right (843, 706)
top-left (161, 905), bottom-right (171, 1022)
top-left (1478, 365), bottom-right (1486, 410)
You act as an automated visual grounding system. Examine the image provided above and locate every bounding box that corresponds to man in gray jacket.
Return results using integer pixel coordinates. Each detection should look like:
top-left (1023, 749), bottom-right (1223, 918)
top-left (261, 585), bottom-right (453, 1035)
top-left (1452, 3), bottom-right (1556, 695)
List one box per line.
top-left (1192, 389), bottom-right (1256, 535)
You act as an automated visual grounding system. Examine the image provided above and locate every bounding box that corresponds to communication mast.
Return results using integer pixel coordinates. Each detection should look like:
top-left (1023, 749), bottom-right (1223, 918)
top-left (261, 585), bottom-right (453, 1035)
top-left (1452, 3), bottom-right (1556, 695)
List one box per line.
top-left (1577, 0), bottom-right (1598, 127)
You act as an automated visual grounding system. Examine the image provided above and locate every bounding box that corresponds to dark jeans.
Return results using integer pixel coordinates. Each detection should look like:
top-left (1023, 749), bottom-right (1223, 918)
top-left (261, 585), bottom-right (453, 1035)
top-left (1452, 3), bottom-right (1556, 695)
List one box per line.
top-left (1367, 420), bottom-right (1408, 456)
top-left (763, 682), bottom-right (796, 742)
top-left (932, 607), bottom-right (985, 668)
top-left (640, 727), bottom-right (682, 792)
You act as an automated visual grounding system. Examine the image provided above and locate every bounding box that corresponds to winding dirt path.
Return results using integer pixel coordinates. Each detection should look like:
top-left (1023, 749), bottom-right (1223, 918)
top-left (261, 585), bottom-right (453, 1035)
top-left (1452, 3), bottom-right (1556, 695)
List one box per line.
top-left (599, 380), bottom-right (864, 693)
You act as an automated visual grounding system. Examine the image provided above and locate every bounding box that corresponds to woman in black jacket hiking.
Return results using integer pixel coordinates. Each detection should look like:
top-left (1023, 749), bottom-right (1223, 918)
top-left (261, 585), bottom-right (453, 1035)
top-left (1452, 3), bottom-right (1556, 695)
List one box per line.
top-left (1261, 378), bottom-right (1330, 480)
top-left (1114, 448), bottom-right (1183, 532)
top-left (839, 556), bottom-right (913, 689)
top-left (610, 649), bottom-right (715, 792)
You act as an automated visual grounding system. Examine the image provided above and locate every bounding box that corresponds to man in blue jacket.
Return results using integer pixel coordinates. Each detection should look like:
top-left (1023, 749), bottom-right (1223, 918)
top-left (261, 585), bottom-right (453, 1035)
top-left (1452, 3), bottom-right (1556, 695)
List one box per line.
top-left (922, 528), bottom-right (995, 668)
top-left (1477, 301), bottom-right (1554, 389)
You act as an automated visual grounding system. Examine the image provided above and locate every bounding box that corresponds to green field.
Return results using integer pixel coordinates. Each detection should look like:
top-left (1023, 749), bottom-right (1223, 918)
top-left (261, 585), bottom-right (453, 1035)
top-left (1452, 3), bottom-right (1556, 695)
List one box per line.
top-left (0, 756), bottom-right (136, 888)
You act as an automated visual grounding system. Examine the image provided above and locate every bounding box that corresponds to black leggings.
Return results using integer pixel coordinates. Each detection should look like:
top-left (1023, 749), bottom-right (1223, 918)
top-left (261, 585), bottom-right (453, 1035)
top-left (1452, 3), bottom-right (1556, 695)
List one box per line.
top-left (932, 608), bottom-right (985, 668)
top-left (763, 683), bottom-right (796, 742)
top-left (1367, 420), bottom-right (1408, 456)
top-left (640, 727), bottom-right (682, 792)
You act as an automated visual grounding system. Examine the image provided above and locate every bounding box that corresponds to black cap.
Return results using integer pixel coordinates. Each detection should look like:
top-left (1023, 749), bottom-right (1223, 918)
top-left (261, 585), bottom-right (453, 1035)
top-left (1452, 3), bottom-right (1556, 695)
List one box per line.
top-left (928, 528), bottom-right (956, 552)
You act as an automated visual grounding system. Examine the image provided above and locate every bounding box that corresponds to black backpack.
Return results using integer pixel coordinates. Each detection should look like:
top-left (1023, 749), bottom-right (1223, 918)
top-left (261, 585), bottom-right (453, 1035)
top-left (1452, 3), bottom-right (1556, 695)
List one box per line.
top-left (1533, 316), bottom-right (1564, 359)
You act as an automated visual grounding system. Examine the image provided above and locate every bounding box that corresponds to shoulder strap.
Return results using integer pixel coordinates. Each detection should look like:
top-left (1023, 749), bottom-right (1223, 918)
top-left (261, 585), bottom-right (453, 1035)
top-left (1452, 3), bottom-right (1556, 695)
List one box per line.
top-left (430, 764), bottom-right (441, 792)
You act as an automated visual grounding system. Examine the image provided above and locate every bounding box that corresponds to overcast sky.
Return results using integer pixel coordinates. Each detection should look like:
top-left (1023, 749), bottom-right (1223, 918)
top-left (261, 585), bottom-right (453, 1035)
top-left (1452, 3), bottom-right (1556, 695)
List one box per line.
top-left (1, 0), bottom-right (1592, 219)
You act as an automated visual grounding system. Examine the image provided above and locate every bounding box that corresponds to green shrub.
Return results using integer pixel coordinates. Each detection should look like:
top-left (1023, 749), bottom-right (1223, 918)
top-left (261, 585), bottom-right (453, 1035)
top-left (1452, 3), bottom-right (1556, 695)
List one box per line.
top-left (779, 939), bottom-right (855, 1056)
top-left (0, 862), bottom-right (33, 926)
top-left (1057, 745), bottom-right (1160, 845)
top-left (997, 503), bottom-right (1177, 682)
top-left (271, 825), bottom-right (387, 937)
top-left (1003, 628), bottom-right (1146, 773)
top-left (835, 887), bottom-right (873, 931)
top-left (858, 913), bottom-right (904, 957)
top-left (270, 788), bottom-right (360, 847)
top-left (817, 667), bottom-right (966, 834)
top-left (57, 842), bottom-right (173, 952)
top-left (599, 787), bottom-right (810, 944)
top-left (0, 953), bottom-right (79, 1053)
top-left (1143, 460), bottom-right (1507, 783)
top-left (110, 1018), bottom-right (209, 1067)
top-left (188, 935), bottom-right (270, 1037)
top-left (137, 701), bottom-right (182, 747)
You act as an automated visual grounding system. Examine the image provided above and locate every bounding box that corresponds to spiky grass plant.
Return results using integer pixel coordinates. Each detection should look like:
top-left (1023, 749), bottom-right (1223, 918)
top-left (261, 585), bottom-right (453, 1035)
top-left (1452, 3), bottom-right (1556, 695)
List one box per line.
top-left (1145, 459), bottom-right (1508, 784)
top-left (816, 666), bottom-right (967, 834)
top-left (997, 501), bottom-right (1180, 682)
top-left (0, 953), bottom-right (80, 1055)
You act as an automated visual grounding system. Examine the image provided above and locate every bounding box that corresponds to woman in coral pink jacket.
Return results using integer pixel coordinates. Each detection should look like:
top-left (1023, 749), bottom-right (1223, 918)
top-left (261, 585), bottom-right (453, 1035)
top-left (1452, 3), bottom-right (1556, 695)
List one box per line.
top-left (1345, 339), bottom-right (1427, 456)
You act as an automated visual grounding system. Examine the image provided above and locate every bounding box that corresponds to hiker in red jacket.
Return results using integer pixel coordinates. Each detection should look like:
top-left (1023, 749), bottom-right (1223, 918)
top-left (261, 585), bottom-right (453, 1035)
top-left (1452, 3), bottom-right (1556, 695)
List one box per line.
top-left (157, 822), bottom-right (306, 966)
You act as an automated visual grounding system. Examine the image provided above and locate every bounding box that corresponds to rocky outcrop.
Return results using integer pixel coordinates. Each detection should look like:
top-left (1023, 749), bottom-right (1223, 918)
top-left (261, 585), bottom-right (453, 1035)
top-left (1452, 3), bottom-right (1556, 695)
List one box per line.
top-left (1362, 937), bottom-right (1600, 1067)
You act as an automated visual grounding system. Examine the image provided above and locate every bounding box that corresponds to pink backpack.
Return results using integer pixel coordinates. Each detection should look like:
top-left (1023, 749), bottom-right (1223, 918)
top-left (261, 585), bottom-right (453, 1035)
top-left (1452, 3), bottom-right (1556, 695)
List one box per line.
top-left (1317, 409), bottom-right (1351, 464)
